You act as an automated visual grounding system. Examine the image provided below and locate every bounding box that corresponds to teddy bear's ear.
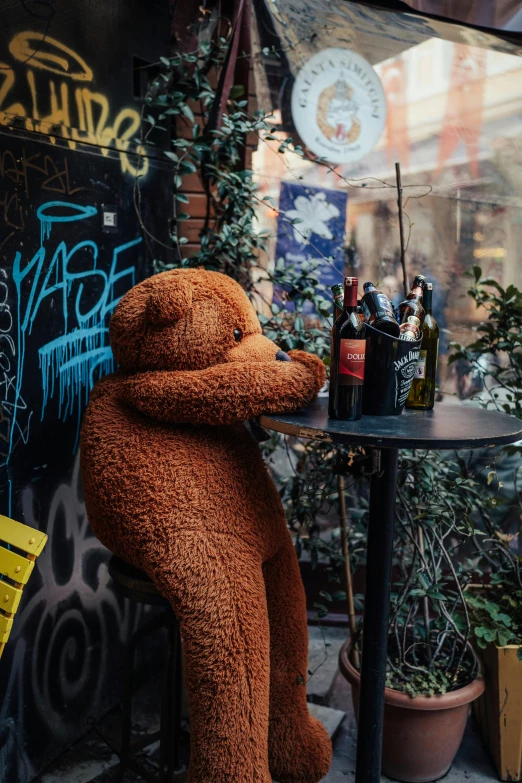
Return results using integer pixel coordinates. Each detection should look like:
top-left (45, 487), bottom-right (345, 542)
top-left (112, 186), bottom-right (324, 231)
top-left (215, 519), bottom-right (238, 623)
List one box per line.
top-left (146, 278), bottom-right (193, 326)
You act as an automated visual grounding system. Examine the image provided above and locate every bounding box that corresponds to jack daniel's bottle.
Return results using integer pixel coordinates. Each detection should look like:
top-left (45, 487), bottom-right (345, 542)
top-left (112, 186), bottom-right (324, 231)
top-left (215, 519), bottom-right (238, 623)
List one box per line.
top-left (406, 283), bottom-right (439, 409)
top-left (329, 277), bottom-right (366, 421)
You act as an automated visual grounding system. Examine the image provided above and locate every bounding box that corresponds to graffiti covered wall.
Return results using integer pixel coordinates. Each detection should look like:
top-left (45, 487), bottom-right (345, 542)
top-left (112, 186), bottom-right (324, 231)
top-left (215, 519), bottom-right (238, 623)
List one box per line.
top-left (0, 1), bottom-right (172, 779)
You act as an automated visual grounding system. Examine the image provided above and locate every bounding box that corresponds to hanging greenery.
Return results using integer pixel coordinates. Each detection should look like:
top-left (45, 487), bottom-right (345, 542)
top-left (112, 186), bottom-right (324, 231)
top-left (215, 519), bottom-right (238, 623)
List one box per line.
top-left (450, 268), bottom-right (522, 660)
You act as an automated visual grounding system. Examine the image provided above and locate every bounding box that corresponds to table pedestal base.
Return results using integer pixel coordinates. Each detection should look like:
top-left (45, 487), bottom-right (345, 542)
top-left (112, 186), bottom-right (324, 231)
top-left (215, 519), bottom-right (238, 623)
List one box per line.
top-left (355, 447), bottom-right (399, 783)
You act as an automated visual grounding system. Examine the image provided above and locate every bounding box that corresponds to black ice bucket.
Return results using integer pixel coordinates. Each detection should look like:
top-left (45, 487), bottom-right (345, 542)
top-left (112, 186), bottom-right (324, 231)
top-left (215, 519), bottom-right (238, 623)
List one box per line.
top-left (362, 323), bottom-right (422, 416)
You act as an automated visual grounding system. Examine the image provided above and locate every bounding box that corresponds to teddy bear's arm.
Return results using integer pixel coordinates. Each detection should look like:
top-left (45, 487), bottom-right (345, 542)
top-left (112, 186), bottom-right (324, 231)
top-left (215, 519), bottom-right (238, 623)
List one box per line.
top-left (121, 351), bottom-right (325, 425)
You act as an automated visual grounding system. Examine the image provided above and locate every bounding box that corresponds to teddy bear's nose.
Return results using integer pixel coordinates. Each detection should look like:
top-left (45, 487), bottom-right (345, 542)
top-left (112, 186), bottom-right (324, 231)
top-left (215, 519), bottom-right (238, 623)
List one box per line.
top-left (276, 350), bottom-right (292, 362)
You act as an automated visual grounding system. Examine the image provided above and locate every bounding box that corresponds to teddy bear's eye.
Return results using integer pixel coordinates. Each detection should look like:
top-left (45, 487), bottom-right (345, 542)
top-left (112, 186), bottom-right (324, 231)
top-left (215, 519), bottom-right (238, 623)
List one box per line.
top-left (233, 328), bottom-right (243, 342)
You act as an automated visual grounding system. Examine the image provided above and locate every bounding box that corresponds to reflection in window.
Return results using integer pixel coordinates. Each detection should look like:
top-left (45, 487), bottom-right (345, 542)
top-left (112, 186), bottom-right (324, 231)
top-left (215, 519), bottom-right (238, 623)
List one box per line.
top-left (252, 1), bottom-right (522, 399)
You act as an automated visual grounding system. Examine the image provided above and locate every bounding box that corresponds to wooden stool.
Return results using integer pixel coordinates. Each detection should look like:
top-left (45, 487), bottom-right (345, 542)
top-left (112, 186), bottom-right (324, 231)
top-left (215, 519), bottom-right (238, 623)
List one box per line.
top-left (93, 556), bottom-right (186, 783)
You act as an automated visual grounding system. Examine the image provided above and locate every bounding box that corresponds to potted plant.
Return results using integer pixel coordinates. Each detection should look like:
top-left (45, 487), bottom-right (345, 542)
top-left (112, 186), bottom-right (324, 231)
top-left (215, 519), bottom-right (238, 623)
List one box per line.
top-left (450, 268), bottom-right (522, 780)
top-left (338, 449), bottom-right (487, 783)
top-left (467, 574), bottom-right (522, 782)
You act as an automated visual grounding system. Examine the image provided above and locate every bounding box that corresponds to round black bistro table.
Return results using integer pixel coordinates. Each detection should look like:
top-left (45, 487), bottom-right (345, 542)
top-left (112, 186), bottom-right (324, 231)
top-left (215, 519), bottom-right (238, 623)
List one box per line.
top-left (260, 397), bottom-right (522, 783)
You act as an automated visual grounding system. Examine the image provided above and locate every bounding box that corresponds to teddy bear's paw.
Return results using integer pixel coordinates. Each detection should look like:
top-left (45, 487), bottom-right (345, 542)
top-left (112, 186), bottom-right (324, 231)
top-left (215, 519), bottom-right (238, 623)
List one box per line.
top-left (287, 351), bottom-right (327, 392)
top-left (269, 715), bottom-right (332, 783)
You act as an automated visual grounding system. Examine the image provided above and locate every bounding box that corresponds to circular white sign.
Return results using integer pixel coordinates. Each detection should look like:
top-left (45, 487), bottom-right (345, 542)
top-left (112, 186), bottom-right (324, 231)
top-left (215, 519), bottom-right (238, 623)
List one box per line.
top-left (291, 48), bottom-right (387, 165)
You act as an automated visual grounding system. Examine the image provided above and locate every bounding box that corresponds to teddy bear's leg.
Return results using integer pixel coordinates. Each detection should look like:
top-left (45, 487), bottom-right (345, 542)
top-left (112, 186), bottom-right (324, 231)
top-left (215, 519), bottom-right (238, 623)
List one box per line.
top-left (147, 530), bottom-right (272, 783)
top-left (264, 538), bottom-right (332, 783)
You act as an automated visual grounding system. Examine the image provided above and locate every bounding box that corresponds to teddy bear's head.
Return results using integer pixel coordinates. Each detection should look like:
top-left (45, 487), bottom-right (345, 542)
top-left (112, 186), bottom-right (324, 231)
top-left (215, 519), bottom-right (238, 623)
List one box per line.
top-left (110, 269), bottom-right (290, 372)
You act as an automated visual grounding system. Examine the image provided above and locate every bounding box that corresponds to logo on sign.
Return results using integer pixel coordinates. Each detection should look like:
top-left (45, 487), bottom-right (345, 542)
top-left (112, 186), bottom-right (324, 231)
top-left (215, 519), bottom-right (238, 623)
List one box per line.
top-left (291, 48), bottom-right (387, 165)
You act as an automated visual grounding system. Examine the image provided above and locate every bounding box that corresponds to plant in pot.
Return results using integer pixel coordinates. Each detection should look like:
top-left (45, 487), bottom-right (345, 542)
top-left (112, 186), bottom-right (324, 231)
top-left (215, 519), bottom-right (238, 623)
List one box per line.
top-left (466, 553), bottom-right (522, 782)
top-left (339, 448), bottom-right (488, 783)
top-left (450, 267), bottom-right (522, 780)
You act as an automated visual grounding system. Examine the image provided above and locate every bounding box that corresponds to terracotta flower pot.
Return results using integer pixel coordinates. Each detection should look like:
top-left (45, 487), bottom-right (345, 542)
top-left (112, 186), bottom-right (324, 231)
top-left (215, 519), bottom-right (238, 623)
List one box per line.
top-left (339, 639), bottom-right (485, 783)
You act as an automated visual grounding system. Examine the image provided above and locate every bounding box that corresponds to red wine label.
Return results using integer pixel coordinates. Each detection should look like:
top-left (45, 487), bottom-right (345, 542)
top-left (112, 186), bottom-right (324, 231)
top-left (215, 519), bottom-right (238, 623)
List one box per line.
top-left (339, 339), bottom-right (365, 385)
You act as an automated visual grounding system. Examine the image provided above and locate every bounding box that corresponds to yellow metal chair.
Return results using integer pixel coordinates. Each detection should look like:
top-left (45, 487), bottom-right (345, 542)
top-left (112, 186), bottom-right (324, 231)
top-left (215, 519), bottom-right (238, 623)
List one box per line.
top-left (0, 514), bottom-right (48, 659)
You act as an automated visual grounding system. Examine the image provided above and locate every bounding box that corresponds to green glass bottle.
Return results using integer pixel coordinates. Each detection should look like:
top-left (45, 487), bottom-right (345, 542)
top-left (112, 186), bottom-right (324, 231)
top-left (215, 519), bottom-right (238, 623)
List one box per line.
top-left (331, 283), bottom-right (344, 316)
top-left (406, 282), bottom-right (439, 410)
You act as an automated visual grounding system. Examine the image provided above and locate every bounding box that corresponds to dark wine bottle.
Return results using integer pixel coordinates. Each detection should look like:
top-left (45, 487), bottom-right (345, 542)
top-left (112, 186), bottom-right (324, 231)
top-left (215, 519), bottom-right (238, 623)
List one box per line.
top-left (398, 275), bottom-right (426, 327)
top-left (361, 282), bottom-right (400, 337)
top-left (329, 277), bottom-right (366, 421)
top-left (406, 283), bottom-right (439, 409)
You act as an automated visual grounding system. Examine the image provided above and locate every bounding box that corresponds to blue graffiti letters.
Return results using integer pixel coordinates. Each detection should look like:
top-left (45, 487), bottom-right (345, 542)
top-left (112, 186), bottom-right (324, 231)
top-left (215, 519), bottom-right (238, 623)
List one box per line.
top-left (7, 200), bottom-right (141, 459)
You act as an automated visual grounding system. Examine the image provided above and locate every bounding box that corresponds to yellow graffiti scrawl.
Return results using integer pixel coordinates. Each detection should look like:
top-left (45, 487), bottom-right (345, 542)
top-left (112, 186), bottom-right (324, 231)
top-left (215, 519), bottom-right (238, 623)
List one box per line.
top-left (0, 31), bottom-right (148, 177)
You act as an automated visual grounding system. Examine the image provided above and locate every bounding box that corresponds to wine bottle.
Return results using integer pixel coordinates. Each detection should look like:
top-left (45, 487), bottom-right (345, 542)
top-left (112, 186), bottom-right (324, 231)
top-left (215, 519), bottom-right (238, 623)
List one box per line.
top-left (329, 277), bottom-right (366, 421)
top-left (398, 275), bottom-right (426, 327)
top-left (406, 283), bottom-right (439, 410)
top-left (361, 282), bottom-right (400, 337)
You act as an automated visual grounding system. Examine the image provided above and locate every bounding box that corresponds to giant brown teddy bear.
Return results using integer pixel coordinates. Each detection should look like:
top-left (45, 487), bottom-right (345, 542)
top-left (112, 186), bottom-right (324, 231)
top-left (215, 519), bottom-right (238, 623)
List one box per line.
top-left (80, 268), bottom-right (332, 783)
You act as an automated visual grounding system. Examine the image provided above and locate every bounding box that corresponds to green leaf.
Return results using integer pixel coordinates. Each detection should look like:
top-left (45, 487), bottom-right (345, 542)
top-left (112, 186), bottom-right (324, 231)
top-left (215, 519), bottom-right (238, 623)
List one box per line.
top-left (179, 160), bottom-right (197, 175)
top-left (472, 265), bottom-right (482, 283)
top-left (313, 602), bottom-right (328, 618)
top-left (427, 588), bottom-right (447, 602)
top-left (181, 103), bottom-right (195, 123)
top-left (229, 84), bottom-right (245, 99)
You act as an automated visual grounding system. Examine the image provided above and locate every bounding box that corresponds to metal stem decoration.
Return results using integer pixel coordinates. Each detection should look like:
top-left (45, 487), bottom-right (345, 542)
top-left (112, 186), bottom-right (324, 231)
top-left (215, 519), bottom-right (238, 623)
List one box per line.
top-left (395, 162), bottom-right (409, 297)
top-left (417, 526), bottom-right (432, 656)
top-left (337, 473), bottom-right (360, 668)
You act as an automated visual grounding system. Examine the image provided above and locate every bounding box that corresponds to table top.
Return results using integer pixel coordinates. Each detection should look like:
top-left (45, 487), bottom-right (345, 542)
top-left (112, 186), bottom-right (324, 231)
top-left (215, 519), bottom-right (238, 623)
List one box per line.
top-left (259, 397), bottom-right (522, 450)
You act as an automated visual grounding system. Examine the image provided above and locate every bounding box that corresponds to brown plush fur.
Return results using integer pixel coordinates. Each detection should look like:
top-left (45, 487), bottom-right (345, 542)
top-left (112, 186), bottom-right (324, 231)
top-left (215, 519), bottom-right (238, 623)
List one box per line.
top-left (80, 269), bottom-right (332, 783)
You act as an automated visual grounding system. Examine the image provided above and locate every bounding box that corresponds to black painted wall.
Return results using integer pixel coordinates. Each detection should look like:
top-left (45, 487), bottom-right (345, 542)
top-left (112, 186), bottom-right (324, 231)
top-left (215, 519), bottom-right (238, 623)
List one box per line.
top-left (0, 2), bottom-right (173, 780)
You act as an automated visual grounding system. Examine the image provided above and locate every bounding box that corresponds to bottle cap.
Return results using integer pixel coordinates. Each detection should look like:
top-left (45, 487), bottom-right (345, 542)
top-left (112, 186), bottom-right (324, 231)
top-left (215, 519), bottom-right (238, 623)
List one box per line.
top-left (331, 283), bottom-right (344, 295)
top-left (407, 315), bottom-right (420, 325)
top-left (426, 282), bottom-right (433, 291)
top-left (344, 277), bottom-right (358, 287)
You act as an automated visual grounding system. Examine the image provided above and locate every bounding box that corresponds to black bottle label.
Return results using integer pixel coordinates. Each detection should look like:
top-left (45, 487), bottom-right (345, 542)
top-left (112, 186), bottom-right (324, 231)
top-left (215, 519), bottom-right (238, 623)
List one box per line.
top-left (376, 293), bottom-right (395, 317)
top-left (394, 349), bottom-right (420, 407)
top-left (362, 292), bottom-right (395, 322)
top-left (339, 339), bottom-right (365, 385)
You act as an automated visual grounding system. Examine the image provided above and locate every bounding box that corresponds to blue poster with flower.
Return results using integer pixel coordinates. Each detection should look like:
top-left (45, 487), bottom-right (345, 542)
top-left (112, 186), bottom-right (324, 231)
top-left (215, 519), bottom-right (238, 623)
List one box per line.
top-left (274, 182), bottom-right (348, 310)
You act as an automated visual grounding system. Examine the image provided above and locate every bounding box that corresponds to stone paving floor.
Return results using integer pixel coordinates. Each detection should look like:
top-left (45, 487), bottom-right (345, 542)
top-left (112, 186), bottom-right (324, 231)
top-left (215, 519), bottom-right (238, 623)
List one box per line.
top-left (36, 627), bottom-right (499, 783)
